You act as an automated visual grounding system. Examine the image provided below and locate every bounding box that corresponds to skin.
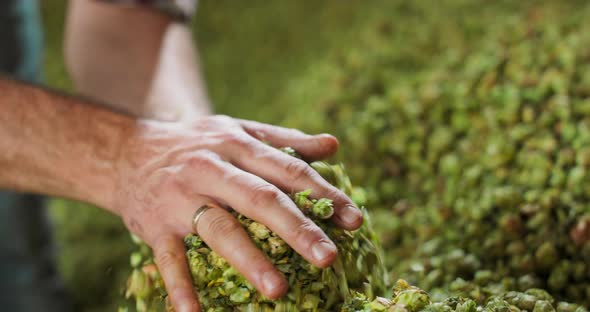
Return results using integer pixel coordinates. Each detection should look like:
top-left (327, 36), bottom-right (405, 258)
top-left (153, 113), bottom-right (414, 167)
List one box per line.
top-left (65, 0), bottom-right (211, 121)
top-left (1, 2), bottom-right (363, 311)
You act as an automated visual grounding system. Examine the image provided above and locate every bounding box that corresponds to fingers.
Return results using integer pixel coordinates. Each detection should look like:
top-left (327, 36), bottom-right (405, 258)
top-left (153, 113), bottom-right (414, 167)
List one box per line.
top-left (228, 140), bottom-right (363, 230)
top-left (238, 119), bottom-right (339, 160)
top-left (191, 158), bottom-right (338, 268)
top-left (195, 205), bottom-right (288, 299)
top-left (153, 235), bottom-right (201, 312)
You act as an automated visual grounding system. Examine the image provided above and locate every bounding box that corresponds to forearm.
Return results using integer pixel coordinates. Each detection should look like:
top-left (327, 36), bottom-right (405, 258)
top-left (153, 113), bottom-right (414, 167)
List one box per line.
top-left (0, 76), bottom-right (360, 311)
top-left (145, 23), bottom-right (212, 121)
top-left (64, 0), bottom-right (211, 122)
top-left (0, 77), bottom-right (132, 211)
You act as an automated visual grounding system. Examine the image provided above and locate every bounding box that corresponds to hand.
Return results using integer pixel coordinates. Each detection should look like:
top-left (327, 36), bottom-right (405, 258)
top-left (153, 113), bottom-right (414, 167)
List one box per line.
top-left (113, 115), bottom-right (363, 312)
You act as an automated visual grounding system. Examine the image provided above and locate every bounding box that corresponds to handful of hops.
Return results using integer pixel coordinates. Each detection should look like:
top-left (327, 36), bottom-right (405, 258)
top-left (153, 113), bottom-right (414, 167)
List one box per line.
top-left (343, 280), bottom-right (589, 312)
top-left (121, 149), bottom-right (387, 311)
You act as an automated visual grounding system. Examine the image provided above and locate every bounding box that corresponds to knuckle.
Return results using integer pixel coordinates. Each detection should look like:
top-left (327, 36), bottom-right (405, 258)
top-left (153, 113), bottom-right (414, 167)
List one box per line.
top-left (144, 171), bottom-right (175, 199)
top-left (206, 213), bottom-right (242, 237)
top-left (291, 219), bottom-right (322, 246)
top-left (285, 160), bottom-right (315, 183)
top-left (186, 153), bottom-right (217, 171)
top-left (250, 184), bottom-right (282, 207)
top-left (200, 115), bottom-right (232, 128)
top-left (156, 249), bottom-right (182, 268)
top-left (158, 171), bottom-right (180, 191)
top-left (224, 133), bottom-right (257, 155)
top-left (324, 187), bottom-right (348, 203)
top-left (239, 138), bottom-right (259, 155)
top-left (212, 114), bottom-right (234, 124)
top-left (220, 132), bottom-right (243, 145)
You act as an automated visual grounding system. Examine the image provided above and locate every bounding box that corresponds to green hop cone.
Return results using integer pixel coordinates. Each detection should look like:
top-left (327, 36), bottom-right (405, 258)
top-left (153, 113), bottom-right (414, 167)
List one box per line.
top-left (292, 189), bottom-right (314, 212)
top-left (533, 300), bottom-right (556, 312)
top-left (267, 236), bottom-right (288, 257)
top-left (310, 161), bottom-right (338, 186)
top-left (125, 269), bottom-right (153, 300)
top-left (391, 280), bottom-right (430, 312)
top-left (312, 198), bottom-right (335, 219)
top-left (248, 222), bottom-right (271, 240)
top-left (291, 189), bottom-right (335, 219)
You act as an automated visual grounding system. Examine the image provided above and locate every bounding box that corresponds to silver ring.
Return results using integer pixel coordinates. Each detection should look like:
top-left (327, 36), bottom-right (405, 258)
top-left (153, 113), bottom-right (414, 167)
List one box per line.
top-left (192, 204), bottom-right (215, 236)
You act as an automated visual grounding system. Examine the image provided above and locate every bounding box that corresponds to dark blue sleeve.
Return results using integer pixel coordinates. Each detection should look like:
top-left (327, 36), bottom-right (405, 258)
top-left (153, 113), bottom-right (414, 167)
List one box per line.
top-left (0, 0), bottom-right (43, 83)
top-left (97, 0), bottom-right (197, 22)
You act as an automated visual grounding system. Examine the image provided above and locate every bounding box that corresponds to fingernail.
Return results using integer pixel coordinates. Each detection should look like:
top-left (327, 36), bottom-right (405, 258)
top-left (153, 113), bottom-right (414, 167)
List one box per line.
top-left (262, 271), bottom-right (285, 295)
top-left (341, 204), bottom-right (362, 225)
top-left (312, 241), bottom-right (337, 262)
top-left (178, 302), bottom-right (198, 312)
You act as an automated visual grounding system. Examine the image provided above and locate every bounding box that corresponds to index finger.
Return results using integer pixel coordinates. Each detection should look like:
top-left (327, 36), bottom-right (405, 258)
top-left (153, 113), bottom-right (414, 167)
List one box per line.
top-left (238, 119), bottom-right (339, 160)
top-left (226, 138), bottom-right (363, 230)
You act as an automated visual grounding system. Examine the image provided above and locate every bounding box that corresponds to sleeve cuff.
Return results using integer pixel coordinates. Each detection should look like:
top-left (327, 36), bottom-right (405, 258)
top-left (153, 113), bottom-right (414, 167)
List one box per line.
top-left (96, 0), bottom-right (197, 23)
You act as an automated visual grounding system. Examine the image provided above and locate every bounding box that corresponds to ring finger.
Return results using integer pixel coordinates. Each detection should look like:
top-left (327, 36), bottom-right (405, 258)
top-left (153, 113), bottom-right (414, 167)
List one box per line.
top-left (193, 203), bottom-right (288, 299)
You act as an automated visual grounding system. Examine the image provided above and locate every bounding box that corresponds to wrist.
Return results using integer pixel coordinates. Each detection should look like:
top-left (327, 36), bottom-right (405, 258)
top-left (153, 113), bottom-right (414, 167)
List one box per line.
top-left (70, 110), bottom-right (139, 214)
top-left (108, 119), bottom-right (182, 215)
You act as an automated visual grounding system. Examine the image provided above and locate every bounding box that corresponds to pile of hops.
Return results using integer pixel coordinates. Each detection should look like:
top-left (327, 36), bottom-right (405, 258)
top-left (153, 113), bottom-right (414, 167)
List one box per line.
top-left (120, 147), bottom-right (590, 311)
top-left (286, 3), bottom-right (590, 307)
top-left (345, 280), bottom-right (588, 312)
top-left (121, 149), bottom-right (388, 311)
